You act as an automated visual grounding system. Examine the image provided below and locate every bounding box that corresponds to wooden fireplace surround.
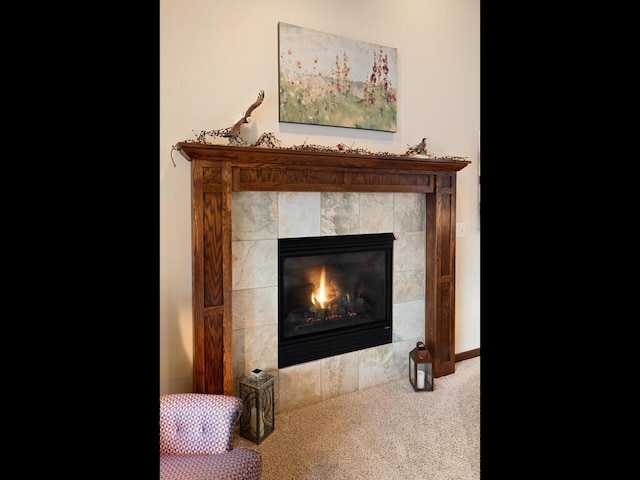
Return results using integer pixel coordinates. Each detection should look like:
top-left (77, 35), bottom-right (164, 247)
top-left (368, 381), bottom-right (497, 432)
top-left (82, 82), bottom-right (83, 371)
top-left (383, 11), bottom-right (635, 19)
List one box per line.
top-left (176, 142), bottom-right (470, 395)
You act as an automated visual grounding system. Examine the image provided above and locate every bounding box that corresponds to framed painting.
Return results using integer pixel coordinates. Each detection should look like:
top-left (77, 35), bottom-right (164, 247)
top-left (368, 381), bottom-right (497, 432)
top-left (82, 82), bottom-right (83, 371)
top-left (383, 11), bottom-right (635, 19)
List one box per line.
top-left (278, 22), bottom-right (397, 133)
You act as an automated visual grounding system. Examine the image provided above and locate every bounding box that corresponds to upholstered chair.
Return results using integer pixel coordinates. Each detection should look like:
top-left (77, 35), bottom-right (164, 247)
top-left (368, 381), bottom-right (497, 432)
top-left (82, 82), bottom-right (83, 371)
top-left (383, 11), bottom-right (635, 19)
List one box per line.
top-left (160, 393), bottom-right (262, 480)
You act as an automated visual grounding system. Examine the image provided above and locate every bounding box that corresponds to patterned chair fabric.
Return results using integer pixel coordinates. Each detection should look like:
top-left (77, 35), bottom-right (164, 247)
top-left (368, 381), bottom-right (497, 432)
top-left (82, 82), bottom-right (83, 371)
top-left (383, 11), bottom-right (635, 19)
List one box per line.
top-left (160, 393), bottom-right (262, 480)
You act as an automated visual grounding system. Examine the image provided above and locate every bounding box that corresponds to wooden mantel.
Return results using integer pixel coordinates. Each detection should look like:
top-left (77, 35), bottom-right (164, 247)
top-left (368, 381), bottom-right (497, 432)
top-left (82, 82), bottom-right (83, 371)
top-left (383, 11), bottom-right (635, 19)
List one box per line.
top-left (177, 142), bottom-right (470, 395)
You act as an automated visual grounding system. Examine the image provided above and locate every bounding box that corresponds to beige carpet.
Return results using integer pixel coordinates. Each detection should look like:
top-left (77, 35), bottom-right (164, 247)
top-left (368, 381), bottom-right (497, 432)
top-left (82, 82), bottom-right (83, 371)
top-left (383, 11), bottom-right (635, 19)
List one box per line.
top-left (234, 356), bottom-right (480, 480)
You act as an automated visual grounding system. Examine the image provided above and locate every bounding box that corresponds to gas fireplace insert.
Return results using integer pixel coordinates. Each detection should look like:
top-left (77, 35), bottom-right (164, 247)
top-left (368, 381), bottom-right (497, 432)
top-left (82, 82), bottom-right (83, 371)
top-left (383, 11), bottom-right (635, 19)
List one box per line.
top-left (278, 233), bottom-right (394, 368)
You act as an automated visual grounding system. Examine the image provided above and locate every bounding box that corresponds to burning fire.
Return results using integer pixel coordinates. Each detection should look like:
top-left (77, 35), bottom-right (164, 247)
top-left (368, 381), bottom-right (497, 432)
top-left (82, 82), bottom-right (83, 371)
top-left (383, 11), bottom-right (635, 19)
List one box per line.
top-left (311, 265), bottom-right (327, 308)
top-left (301, 264), bottom-right (368, 323)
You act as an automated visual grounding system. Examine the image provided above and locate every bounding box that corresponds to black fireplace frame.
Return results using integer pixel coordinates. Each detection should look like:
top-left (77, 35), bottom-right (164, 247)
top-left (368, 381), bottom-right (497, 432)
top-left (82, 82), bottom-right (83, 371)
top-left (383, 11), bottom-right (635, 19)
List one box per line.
top-left (278, 233), bottom-right (395, 368)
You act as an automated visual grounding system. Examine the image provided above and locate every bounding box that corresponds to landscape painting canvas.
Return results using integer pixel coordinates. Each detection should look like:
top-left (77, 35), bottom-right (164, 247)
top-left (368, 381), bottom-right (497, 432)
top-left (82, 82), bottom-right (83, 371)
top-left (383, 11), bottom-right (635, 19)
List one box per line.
top-left (278, 22), bottom-right (397, 133)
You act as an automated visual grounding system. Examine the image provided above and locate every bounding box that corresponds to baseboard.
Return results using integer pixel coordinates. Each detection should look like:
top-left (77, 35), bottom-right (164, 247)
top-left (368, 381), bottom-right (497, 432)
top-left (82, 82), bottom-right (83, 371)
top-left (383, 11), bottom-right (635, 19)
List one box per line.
top-left (455, 348), bottom-right (480, 363)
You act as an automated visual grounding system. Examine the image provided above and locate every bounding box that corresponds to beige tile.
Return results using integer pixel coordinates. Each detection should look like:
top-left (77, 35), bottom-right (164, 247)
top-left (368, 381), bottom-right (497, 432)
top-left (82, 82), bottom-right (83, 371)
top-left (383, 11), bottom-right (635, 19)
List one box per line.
top-left (359, 192), bottom-right (394, 233)
top-left (232, 192), bottom-right (277, 241)
top-left (278, 361), bottom-right (323, 412)
top-left (358, 343), bottom-right (395, 389)
top-left (393, 300), bottom-right (425, 342)
top-left (393, 193), bottom-right (426, 232)
top-left (393, 231), bottom-right (426, 273)
top-left (320, 192), bottom-right (360, 235)
top-left (232, 286), bottom-right (277, 330)
top-left (232, 239), bottom-right (277, 290)
top-left (278, 192), bottom-right (321, 238)
top-left (392, 339), bottom-right (419, 381)
top-left (321, 352), bottom-right (359, 400)
top-left (232, 324), bottom-right (278, 379)
top-left (393, 269), bottom-right (425, 303)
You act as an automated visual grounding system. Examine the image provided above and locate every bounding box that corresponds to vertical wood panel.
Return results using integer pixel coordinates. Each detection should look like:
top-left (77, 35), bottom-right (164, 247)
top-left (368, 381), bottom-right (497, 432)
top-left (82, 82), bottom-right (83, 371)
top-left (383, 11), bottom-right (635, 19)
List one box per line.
top-left (204, 313), bottom-right (224, 393)
top-left (424, 191), bottom-right (437, 373)
top-left (438, 194), bottom-right (452, 278)
top-left (203, 192), bottom-right (224, 307)
top-left (221, 163), bottom-right (234, 395)
top-left (438, 283), bottom-right (453, 365)
top-left (192, 161), bottom-right (205, 391)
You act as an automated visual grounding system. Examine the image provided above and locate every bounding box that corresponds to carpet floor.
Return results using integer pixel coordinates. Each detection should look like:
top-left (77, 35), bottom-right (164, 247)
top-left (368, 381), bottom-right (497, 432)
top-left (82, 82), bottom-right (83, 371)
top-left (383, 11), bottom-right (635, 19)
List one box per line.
top-left (234, 356), bottom-right (480, 479)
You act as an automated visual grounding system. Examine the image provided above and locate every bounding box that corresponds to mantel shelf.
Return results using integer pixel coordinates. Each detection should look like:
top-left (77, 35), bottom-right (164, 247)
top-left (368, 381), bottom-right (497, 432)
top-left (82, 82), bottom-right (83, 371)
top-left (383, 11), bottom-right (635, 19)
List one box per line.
top-left (176, 142), bottom-right (470, 174)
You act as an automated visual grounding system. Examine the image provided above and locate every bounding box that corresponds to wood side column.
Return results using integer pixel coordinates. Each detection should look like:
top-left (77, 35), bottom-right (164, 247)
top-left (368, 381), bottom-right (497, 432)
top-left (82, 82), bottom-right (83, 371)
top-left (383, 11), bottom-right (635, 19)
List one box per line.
top-left (425, 173), bottom-right (457, 377)
top-left (192, 159), bottom-right (233, 394)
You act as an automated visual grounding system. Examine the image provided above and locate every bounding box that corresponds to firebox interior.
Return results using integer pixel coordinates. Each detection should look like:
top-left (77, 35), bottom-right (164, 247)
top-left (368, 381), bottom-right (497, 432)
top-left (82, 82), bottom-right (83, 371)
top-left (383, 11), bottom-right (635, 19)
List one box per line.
top-left (278, 233), bottom-right (395, 368)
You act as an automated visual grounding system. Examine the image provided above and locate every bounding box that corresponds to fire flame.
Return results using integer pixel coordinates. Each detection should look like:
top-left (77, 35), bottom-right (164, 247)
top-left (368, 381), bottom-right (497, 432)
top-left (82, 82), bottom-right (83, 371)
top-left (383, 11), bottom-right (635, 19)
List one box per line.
top-left (312, 265), bottom-right (327, 308)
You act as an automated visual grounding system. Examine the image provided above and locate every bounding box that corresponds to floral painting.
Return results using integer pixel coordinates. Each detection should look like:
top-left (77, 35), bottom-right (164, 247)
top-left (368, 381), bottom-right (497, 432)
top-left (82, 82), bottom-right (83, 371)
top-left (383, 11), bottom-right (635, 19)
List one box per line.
top-left (278, 22), bottom-right (398, 133)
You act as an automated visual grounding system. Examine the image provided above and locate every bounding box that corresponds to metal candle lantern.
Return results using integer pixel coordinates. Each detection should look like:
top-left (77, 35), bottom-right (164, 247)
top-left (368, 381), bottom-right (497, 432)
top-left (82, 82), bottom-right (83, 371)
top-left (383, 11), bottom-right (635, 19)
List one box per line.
top-left (409, 341), bottom-right (434, 391)
top-left (239, 371), bottom-right (275, 444)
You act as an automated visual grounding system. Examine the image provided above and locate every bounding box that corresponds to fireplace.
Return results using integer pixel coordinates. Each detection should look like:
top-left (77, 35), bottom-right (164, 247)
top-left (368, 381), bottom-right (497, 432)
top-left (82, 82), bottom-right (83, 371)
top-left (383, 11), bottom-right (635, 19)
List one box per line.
top-left (278, 233), bottom-right (395, 368)
top-left (178, 143), bottom-right (469, 394)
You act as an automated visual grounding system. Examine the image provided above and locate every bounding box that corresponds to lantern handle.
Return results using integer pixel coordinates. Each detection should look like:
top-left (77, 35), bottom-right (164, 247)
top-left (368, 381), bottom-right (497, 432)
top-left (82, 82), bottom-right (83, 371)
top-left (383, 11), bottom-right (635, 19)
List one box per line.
top-left (416, 341), bottom-right (430, 359)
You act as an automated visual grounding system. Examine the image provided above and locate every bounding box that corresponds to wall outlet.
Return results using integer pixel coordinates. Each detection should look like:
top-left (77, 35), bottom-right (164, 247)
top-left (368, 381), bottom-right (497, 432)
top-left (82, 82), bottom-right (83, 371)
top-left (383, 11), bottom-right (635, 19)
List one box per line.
top-left (456, 223), bottom-right (466, 238)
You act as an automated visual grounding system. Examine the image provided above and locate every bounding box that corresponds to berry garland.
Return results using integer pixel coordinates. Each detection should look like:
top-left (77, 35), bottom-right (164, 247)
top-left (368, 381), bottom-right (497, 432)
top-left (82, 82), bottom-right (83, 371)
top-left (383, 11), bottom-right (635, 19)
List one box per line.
top-left (176, 132), bottom-right (468, 162)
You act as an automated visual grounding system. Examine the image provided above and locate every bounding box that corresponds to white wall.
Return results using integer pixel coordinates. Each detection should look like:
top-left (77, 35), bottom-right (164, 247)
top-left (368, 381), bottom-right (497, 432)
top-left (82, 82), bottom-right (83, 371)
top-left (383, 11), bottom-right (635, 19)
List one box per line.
top-left (160, 0), bottom-right (480, 395)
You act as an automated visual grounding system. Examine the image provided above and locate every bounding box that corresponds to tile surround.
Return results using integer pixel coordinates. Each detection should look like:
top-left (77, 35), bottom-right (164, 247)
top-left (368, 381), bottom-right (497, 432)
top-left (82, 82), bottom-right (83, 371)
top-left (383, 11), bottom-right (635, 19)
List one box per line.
top-left (232, 191), bottom-right (426, 413)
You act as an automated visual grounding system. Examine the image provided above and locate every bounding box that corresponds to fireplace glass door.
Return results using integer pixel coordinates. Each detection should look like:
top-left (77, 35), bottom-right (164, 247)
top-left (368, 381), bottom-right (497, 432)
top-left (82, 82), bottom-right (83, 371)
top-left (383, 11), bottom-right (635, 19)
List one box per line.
top-left (278, 233), bottom-right (394, 367)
